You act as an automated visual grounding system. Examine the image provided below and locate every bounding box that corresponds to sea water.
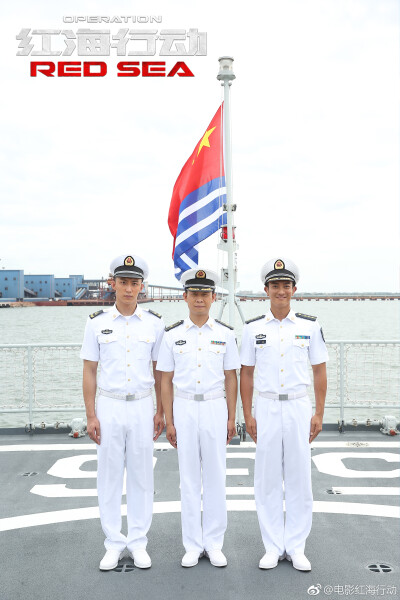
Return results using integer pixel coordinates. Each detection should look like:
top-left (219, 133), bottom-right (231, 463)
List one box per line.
top-left (0, 299), bottom-right (398, 427)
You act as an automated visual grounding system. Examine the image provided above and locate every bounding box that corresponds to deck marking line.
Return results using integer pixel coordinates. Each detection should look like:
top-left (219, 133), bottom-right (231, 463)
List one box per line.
top-left (331, 487), bottom-right (400, 495)
top-left (30, 485), bottom-right (257, 498)
top-left (0, 501), bottom-right (398, 532)
top-left (1, 441), bottom-right (399, 452)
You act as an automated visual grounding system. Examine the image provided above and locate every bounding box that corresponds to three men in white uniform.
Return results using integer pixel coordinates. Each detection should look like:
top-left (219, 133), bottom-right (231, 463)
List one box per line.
top-left (156, 268), bottom-right (240, 568)
top-left (81, 254), bottom-right (165, 570)
top-left (240, 258), bottom-right (328, 571)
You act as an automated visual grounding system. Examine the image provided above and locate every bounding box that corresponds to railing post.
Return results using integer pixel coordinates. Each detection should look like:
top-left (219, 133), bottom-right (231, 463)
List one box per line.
top-left (27, 345), bottom-right (33, 429)
top-left (339, 342), bottom-right (345, 431)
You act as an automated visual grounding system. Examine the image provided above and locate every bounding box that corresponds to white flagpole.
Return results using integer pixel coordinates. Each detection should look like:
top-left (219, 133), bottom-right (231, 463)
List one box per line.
top-left (217, 56), bottom-right (236, 327)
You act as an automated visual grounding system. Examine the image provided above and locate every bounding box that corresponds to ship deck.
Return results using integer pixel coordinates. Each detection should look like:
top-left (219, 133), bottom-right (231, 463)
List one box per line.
top-left (0, 429), bottom-right (399, 600)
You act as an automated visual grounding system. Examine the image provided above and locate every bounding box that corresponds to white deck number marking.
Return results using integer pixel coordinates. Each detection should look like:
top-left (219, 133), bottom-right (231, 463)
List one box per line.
top-left (312, 452), bottom-right (400, 478)
top-left (31, 455), bottom-right (158, 498)
top-left (0, 445), bottom-right (398, 532)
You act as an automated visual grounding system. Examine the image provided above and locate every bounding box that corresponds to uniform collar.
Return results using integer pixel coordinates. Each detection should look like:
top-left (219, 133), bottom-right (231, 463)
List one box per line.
top-left (111, 303), bottom-right (143, 320)
top-left (265, 308), bottom-right (296, 324)
top-left (184, 316), bottom-right (214, 330)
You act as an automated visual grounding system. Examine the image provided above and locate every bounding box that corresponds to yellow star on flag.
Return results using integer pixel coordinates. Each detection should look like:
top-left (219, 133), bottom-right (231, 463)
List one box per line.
top-left (192, 126), bottom-right (216, 165)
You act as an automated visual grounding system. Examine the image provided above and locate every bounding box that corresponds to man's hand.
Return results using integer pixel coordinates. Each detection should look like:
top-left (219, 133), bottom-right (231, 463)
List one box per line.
top-left (153, 413), bottom-right (165, 441)
top-left (309, 414), bottom-right (323, 443)
top-left (166, 423), bottom-right (177, 448)
top-left (245, 415), bottom-right (257, 444)
top-left (87, 415), bottom-right (101, 445)
top-left (227, 419), bottom-right (236, 445)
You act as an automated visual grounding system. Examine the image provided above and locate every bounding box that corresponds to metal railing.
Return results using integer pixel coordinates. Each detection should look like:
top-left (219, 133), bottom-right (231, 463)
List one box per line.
top-left (0, 342), bottom-right (399, 427)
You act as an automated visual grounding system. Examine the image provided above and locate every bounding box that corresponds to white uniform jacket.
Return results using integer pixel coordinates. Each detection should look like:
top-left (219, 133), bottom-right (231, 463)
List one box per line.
top-left (80, 304), bottom-right (165, 394)
top-left (240, 309), bottom-right (328, 395)
top-left (156, 317), bottom-right (240, 393)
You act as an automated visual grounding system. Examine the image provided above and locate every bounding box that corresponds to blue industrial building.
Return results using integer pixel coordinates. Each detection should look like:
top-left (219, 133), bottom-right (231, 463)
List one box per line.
top-left (54, 275), bottom-right (88, 299)
top-left (24, 275), bottom-right (55, 299)
top-left (0, 270), bottom-right (24, 300)
top-left (55, 277), bottom-right (77, 298)
top-left (0, 270), bottom-right (91, 301)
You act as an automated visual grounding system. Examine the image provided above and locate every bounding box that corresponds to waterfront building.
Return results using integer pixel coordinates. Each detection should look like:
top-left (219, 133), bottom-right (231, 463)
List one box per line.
top-left (0, 270), bottom-right (24, 300)
top-left (24, 274), bottom-right (55, 299)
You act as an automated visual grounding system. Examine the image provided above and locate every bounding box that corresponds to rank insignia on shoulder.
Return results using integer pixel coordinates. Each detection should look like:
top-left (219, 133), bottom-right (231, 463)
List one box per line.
top-left (147, 309), bottom-right (162, 319)
top-left (320, 327), bottom-right (326, 342)
top-left (215, 319), bottom-right (233, 330)
top-left (89, 310), bottom-right (104, 319)
top-left (175, 340), bottom-right (186, 345)
top-left (245, 315), bottom-right (265, 324)
top-left (255, 334), bottom-right (266, 339)
top-left (165, 320), bottom-right (184, 332)
top-left (101, 329), bottom-right (113, 334)
top-left (295, 313), bottom-right (317, 321)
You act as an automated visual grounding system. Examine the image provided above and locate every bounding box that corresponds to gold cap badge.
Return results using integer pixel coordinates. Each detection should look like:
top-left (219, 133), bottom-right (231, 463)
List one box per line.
top-left (274, 259), bottom-right (284, 270)
top-left (196, 270), bottom-right (206, 279)
top-left (124, 256), bottom-right (135, 266)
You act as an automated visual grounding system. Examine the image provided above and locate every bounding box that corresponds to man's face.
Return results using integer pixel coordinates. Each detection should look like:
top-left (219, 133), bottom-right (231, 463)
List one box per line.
top-left (183, 290), bottom-right (216, 317)
top-left (111, 276), bottom-right (143, 305)
top-left (265, 280), bottom-right (296, 311)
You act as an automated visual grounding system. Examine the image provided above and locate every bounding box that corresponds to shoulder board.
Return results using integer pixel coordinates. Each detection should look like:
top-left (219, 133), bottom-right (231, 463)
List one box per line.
top-left (147, 309), bottom-right (162, 319)
top-left (165, 320), bottom-right (184, 332)
top-left (295, 312), bottom-right (317, 321)
top-left (245, 315), bottom-right (265, 325)
top-left (89, 310), bottom-right (104, 319)
top-left (214, 319), bottom-right (234, 330)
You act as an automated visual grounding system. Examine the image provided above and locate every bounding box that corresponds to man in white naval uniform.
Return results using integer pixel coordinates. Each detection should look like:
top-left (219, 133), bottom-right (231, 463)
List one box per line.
top-left (156, 269), bottom-right (240, 568)
top-left (240, 258), bottom-right (328, 572)
top-left (81, 254), bottom-right (165, 571)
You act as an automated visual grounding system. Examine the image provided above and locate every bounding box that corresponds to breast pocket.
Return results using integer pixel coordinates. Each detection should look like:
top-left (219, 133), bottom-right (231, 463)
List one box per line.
top-left (97, 334), bottom-right (118, 358)
top-left (254, 339), bottom-right (272, 358)
top-left (133, 335), bottom-right (155, 359)
top-left (293, 338), bottom-right (310, 361)
top-left (207, 343), bottom-right (227, 376)
top-left (172, 343), bottom-right (191, 367)
top-left (208, 343), bottom-right (227, 357)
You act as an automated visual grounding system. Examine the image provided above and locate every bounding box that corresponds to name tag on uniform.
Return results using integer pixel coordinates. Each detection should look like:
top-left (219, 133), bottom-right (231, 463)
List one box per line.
top-left (211, 340), bottom-right (226, 345)
top-left (295, 335), bottom-right (310, 339)
top-left (101, 329), bottom-right (113, 334)
top-left (175, 340), bottom-right (186, 345)
top-left (256, 339), bottom-right (266, 345)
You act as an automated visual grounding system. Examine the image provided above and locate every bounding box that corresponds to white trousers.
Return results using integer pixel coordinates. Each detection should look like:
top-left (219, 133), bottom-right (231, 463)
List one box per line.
top-left (254, 395), bottom-right (313, 556)
top-left (96, 394), bottom-right (154, 552)
top-left (174, 395), bottom-right (228, 554)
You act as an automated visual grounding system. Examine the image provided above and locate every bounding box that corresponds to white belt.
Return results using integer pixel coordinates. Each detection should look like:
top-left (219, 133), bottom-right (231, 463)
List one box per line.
top-left (175, 389), bottom-right (224, 401)
top-left (98, 388), bottom-right (152, 401)
top-left (258, 391), bottom-right (307, 401)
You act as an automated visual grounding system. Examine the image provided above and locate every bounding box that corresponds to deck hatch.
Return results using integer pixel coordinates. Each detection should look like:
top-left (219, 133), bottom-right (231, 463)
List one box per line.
top-left (114, 561), bottom-right (135, 573)
top-left (367, 563), bottom-right (393, 573)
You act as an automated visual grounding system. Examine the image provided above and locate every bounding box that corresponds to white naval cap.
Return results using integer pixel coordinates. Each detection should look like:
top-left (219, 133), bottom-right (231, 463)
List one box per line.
top-left (261, 257), bottom-right (299, 285)
top-left (181, 268), bottom-right (219, 291)
top-left (110, 254), bottom-right (149, 280)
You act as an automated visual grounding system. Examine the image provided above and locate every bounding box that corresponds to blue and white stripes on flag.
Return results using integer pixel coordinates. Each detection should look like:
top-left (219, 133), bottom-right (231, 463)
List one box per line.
top-left (168, 104), bottom-right (225, 281)
top-left (173, 178), bottom-right (227, 279)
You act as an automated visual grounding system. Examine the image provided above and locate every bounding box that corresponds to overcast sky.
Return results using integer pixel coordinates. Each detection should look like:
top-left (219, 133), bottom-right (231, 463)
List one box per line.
top-left (1, 0), bottom-right (398, 292)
